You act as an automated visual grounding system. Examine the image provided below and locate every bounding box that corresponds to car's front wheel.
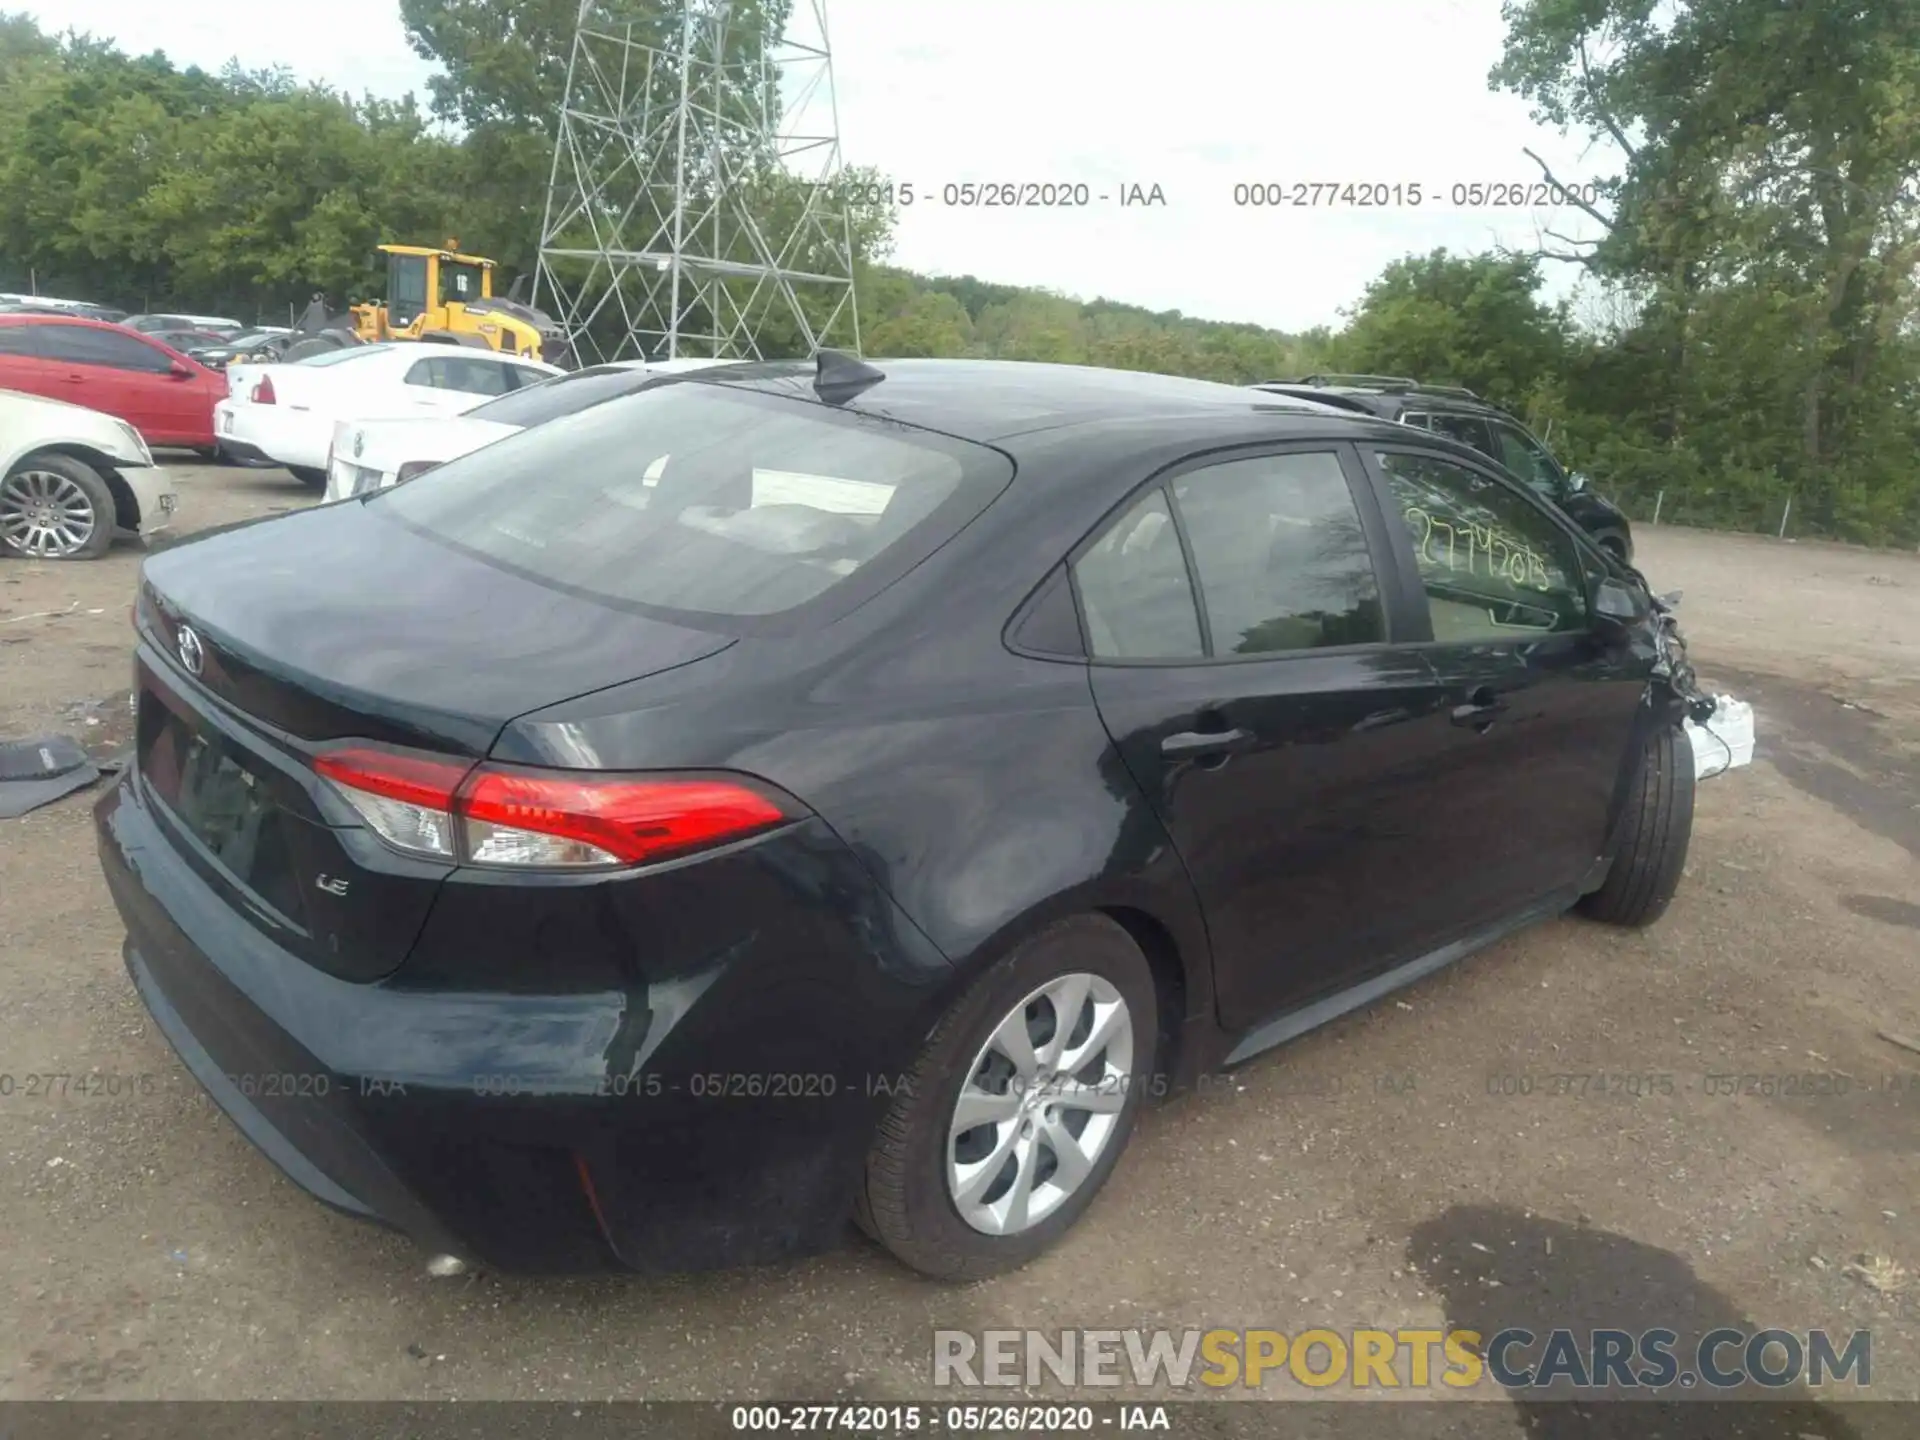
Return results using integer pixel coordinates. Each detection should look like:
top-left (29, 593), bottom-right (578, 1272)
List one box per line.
top-left (1578, 722), bottom-right (1695, 927)
top-left (0, 453), bottom-right (116, 561)
top-left (859, 914), bottom-right (1158, 1280)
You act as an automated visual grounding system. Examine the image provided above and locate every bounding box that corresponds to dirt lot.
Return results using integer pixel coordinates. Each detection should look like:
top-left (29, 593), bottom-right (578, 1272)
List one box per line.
top-left (0, 461), bottom-right (1915, 1425)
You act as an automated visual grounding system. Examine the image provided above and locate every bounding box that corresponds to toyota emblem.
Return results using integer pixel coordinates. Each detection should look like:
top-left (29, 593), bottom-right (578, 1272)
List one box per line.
top-left (353, 432), bottom-right (365, 458)
top-left (176, 625), bottom-right (205, 676)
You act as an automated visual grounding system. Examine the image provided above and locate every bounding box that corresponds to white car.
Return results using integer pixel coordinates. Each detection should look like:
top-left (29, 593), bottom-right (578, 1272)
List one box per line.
top-left (216, 344), bottom-right (563, 489)
top-left (321, 358), bottom-right (738, 502)
top-left (0, 388), bottom-right (177, 560)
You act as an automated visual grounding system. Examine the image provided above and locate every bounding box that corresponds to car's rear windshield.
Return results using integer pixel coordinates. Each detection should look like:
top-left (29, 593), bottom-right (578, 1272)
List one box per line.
top-left (460, 365), bottom-right (658, 429)
top-left (375, 380), bottom-right (1010, 619)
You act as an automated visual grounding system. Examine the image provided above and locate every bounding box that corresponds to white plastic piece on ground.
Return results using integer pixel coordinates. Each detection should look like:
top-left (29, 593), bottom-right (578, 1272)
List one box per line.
top-left (1686, 695), bottom-right (1756, 780)
top-left (425, 1253), bottom-right (467, 1277)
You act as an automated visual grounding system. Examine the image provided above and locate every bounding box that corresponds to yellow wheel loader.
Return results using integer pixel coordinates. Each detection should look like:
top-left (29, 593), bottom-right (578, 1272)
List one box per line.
top-left (348, 242), bottom-right (571, 367)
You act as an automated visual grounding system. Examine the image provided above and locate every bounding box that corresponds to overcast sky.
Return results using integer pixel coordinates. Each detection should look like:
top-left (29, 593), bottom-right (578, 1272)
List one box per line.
top-left (33, 0), bottom-right (1618, 332)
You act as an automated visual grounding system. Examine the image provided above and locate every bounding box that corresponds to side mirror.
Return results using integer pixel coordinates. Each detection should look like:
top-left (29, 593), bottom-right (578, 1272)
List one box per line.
top-left (1566, 471), bottom-right (1590, 493)
top-left (1591, 575), bottom-right (1643, 639)
top-left (167, 361), bottom-right (192, 379)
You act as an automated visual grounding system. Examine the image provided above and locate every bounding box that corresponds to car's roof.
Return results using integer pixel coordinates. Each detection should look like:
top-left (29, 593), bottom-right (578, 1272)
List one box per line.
top-left (693, 357), bottom-right (1361, 443)
top-left (609, 357), bottom-right (745, 374)
top-left (1251, 381), bottom-right (1507, 418)
top-left (0, 312), bottom-right (122, 329)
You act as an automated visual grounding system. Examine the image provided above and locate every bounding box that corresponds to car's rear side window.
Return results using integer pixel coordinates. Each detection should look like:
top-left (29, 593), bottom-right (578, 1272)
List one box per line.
top-left (376, 382), bottom-right (1007, 618)
top-left (1074, 489), bottom-right (1204, 659)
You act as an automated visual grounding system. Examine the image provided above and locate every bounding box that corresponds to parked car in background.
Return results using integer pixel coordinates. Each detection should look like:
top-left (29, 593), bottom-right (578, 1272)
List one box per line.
top-left (322, 357), bottom-right (738, 501)
top-left (1249, 375), bottom-right (1635, 563)
top-left (124, 313), bottom-right (243, 335)
top-left (218, 344), bottom-right (561, 487)
top-left (0, 294), bottom-right (126, 323)
top-left (182, 327), bottom-right (294, 370)
top-left (0, 315), bottom-right (226, 450)
top-left (0, 387), bottom-right (177, 559)
top-left (279, 330), bottom-right (364, 363)
top-left (144, 328), bottom-right (231, 356)
top-left (97, 357), bottom-right (1707, 1279)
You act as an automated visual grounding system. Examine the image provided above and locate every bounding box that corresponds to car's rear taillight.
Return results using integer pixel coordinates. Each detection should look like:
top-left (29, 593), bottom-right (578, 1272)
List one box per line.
top-left (394, 460), bottom-right (439, 484)
top-left (313, 749), bottom-right (469, 858)
top-left (313, 746), bottom-right (798, 869)
top-left (252, 374), bottom-right (276, 404)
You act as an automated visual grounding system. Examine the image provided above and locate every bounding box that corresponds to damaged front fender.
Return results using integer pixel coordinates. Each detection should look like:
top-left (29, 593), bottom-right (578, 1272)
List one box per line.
top-left (1646, 589), bottom-right (1718, 726)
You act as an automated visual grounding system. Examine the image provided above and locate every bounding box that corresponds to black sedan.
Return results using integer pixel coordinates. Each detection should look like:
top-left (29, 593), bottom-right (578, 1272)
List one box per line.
top-left (95, 356), bottom-right (1707, 1280)
top-left (183, 327), bottom-right (296, 369)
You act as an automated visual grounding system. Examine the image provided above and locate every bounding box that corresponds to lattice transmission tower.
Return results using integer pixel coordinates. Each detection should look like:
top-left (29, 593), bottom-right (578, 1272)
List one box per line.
top-left (533, 0), bottom-right (861, 365)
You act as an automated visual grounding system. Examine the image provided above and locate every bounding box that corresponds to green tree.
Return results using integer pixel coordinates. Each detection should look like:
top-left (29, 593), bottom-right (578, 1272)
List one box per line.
top-left (864, 291), bottom-right (973, 357)
top-left (1331, 249), bottom-right (1575, 415)
top-left (1493, 0), bottom-right (1920, 540)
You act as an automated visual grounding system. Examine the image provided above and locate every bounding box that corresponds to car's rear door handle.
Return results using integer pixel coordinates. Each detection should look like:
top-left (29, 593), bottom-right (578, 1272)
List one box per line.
top-left (1450, 685), bottom-right (1508, 729)
top-left (1161, 727), bottom-right (1254, 759)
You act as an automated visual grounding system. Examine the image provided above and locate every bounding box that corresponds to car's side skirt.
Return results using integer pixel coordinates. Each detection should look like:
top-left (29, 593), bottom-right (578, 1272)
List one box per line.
top-left (1221, 883), bottom-right (1586, 1067)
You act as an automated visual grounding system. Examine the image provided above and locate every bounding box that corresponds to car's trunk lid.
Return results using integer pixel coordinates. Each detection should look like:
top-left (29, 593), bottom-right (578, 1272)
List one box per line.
top-left (132, 500), bottom-right (734, 983)
top-left (138, 497), bottom-right (734, 757)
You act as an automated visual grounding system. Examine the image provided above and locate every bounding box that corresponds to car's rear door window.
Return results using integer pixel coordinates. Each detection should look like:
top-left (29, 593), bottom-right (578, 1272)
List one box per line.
top-left (1423, 412), bottom-right (1496, 459)
top-left (1373, 450), bottom-right (1586, 640)
top-left (436, 356), bottom-right (518, 396)
top-left (1170, 451), bottom-right (1385, 654)
top-left (377, 381), bottom-right (1009, 620)
top-left (1072, 449), bottom-right (1388, 661)
top-left (1488, 420), bottom-right (1565, 499)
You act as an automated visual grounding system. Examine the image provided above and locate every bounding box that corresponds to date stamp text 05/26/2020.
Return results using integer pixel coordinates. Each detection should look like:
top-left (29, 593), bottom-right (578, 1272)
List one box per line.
top-left (825, 179), bottom-right (1602, 210)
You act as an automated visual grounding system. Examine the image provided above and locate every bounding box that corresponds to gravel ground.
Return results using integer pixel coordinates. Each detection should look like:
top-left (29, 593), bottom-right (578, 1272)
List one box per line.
top-left (0, 460), bottom-right (1915, 1427)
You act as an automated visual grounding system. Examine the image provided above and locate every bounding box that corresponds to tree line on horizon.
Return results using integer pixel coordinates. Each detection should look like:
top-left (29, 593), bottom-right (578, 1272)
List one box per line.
top-left (1, 1), bottom-right (1915, 544)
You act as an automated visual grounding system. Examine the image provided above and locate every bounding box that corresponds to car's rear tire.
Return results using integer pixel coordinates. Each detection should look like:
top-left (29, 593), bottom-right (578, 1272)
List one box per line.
top-left (0, 452), bottom-right (116, 561)
top-left (858, 914), bottom-right (1158, 1280)
top-left (1578, 723), bottom-right (1695, 927)
top-left (287, 466), bottom-right (327, 490)
top-left (1598, 532), bottom-right (1631, 564)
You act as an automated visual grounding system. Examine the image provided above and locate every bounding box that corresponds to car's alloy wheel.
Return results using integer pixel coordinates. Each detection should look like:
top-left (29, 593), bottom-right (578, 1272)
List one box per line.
top-left (948, 972), bottom-right (1134, 1237)
top-left (0, 461), bottom-right (109, 560)
top-left (858, 913), bottom-right (1159, 1280)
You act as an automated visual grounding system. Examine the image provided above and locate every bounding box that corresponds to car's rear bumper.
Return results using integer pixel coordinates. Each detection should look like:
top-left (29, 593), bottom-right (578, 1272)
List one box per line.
top-left (213, 400), bottom-right (328, 470)
top-left (94, 766), bottom-right (955, 1274)
top-left (215, 438), bottom-right (275, 465)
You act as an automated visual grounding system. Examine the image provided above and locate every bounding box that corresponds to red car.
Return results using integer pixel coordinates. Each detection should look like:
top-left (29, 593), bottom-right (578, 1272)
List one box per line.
top-left (0, 314), bottom-right (227, 449)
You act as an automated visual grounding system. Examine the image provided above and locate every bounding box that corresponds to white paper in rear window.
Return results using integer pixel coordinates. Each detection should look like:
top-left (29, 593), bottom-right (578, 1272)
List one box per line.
top-left (750, 470), bottom-right (894, 515)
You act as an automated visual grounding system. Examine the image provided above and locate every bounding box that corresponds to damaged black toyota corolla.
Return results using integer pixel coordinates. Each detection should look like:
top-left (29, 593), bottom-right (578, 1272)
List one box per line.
top-left (95, 356), bottom-right (1714, 1281)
